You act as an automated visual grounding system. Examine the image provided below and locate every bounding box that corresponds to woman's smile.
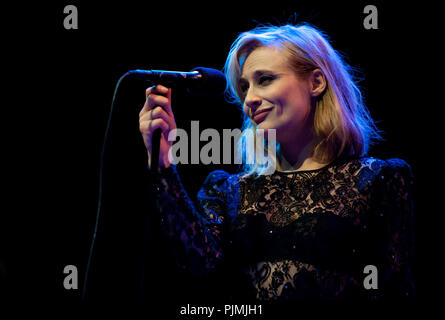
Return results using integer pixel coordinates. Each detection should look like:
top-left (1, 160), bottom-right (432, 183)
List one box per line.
top-left (253, 107), bottom-right (274, 124)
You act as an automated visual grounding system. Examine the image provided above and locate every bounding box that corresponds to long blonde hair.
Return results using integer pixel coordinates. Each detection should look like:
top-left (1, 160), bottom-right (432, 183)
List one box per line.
top-left (224, 23), bottom-right (383, 177)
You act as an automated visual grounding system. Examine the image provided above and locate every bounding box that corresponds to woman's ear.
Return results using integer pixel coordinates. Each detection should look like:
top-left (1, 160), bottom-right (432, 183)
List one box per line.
top-left (309, 69), bottom-right (327, 97)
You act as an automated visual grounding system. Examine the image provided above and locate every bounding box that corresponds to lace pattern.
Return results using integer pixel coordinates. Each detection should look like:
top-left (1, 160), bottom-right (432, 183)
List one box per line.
top-left (153, 157), bottom-right (415, 300)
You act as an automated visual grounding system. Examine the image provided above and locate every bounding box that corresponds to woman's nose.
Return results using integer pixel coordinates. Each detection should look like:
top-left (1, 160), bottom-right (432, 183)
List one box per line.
top-left (245, 90), bottom-right (262, 113)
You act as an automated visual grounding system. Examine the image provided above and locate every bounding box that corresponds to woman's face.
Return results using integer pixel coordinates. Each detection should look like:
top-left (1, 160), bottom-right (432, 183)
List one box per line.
top-left (240, 46), bottom-right (315, 144)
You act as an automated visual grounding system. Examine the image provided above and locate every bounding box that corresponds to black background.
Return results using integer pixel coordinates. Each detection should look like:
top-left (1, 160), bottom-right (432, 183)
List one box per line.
top-left (2, 0), bottom-right (440, 316)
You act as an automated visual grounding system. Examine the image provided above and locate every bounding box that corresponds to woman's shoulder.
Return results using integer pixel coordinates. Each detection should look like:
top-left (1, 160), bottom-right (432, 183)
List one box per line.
top-left (202, 169), bottom-right (242, 186)
top-left (330, 156), bottom-right (414, 198)
top-left (336, 156), bottom-right (414, 188)
top-left (337, 156), bottom-right (412, 174)
top-left (199, 169), bottom-right (244, 197)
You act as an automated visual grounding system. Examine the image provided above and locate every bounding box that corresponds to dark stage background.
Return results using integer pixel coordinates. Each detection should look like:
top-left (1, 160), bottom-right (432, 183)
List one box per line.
top-left (2, 0), bottom-right (439, 315)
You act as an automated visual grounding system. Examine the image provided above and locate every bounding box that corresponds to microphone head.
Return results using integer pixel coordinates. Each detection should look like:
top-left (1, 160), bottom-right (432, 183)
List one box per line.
top-left (190, 67), bottom-right (227, 97)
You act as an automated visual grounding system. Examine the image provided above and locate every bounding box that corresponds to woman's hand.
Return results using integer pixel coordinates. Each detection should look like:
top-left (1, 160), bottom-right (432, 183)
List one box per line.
top-left (139, 84), bottom-right (177, 168)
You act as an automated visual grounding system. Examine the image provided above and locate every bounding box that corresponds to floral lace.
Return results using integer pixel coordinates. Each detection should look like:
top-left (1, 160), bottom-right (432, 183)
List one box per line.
top-left (153, 156), bottom-right (415, 301)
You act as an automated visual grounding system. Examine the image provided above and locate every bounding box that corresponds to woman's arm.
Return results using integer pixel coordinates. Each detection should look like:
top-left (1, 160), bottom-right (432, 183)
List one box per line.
top-left (151, 165), bottom-right (231, 277)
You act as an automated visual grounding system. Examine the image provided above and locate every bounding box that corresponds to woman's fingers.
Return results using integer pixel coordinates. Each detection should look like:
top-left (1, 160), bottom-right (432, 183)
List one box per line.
top-left (139, 106), bottom-right (171, 127)
top-left (139, 84), bottom-right (176, 168)
top-left (139, 118), bottom-right (170, 143)
top-left (145, 84), bottom-right (168, 99)
top-left (140, 85), bottom-right (172, 116)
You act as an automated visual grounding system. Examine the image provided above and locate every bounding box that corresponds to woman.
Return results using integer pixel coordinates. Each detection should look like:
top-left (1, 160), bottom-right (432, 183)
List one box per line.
top-left (138, 23), bottom-right (415, 301)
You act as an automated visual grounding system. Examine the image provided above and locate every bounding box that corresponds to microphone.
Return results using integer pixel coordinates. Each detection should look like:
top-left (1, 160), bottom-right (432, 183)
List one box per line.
top-left (124, 67), bottom-right (226, 96)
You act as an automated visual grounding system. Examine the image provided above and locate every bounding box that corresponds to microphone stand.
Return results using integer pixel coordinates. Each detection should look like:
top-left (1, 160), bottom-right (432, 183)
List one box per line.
top-left (83, 74), bottom-right (179, 300)
top-left (150, 129), bottom-right (162, 176)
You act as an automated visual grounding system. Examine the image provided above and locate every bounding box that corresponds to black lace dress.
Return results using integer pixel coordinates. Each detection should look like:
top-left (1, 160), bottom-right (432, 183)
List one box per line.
top-left (152, 156), bottom-right (415, 301)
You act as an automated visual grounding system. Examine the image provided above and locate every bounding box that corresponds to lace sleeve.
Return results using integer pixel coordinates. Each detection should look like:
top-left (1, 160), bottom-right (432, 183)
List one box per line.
top-left (152, 165), bottom-right (230, 277)
top-left (377, 158), bottom-right (416, 298)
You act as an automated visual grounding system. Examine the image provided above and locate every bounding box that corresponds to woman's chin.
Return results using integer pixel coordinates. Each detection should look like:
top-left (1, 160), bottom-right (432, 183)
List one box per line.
top-left (256, 121), bottom-right (278, 139)
top-left (257, 119), bottom-right (274, 131)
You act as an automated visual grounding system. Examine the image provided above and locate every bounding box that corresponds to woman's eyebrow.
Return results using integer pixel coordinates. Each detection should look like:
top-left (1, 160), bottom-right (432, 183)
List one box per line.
top-left (240, 69), bottom-right (275, 82)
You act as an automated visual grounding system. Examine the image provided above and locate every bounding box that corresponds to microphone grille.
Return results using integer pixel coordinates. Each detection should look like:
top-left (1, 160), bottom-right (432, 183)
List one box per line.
top-left (190, 67), bottom-right (227, 96)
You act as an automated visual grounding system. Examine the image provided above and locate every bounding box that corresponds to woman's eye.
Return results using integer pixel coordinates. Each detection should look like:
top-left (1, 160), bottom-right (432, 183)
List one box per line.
top-left (258, 75), bottom-right (274, 85)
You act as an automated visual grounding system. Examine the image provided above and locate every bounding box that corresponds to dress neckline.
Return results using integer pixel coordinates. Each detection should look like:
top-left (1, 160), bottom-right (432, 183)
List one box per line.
top-left (274, 155), bottom-right (359, 174)
top-left (275, 164), bottom-right (330, 174)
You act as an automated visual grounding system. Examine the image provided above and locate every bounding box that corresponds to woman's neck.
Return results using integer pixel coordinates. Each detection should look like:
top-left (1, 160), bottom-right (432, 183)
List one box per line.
top-left (277, 138), bottom-right (327, 172)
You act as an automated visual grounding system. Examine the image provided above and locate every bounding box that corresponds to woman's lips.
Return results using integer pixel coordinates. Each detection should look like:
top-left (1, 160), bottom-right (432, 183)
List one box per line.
top-left (253, 108), bottom-right (272, 123)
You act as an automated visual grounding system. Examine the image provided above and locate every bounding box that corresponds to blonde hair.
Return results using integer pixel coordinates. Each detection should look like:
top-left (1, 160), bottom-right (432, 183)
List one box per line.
top-left (224, 23), bottom-right (383, 177)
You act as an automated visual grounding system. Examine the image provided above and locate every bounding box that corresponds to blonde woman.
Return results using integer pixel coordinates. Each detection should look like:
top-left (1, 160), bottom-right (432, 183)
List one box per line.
top-left (139, 23), bottom-right (415, 301)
